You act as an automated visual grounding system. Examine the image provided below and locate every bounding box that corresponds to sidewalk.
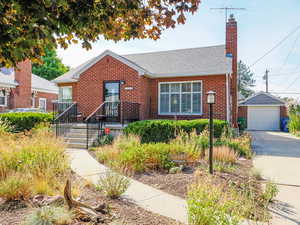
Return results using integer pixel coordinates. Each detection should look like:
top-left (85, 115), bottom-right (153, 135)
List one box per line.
top-left (67, 148), bottom-right (188, 224)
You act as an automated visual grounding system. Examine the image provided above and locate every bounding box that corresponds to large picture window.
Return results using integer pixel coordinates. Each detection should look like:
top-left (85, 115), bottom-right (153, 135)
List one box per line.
top-left (159, 81), bottom-right (202, 115)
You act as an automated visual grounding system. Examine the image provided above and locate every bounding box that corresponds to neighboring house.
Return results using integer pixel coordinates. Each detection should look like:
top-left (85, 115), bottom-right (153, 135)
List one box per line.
top-left (238, 92), bottom-right (288, 131)
top-left (0, 60), bottom-right (58, 112)
top-left (53, 15), bottom-right (239, 127)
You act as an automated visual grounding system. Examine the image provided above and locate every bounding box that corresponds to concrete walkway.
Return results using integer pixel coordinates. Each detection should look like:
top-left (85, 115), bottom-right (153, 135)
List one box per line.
top-left (251, 131), bottom-right (300, 225)
top-left (67, 148), bottom-right (188, 224)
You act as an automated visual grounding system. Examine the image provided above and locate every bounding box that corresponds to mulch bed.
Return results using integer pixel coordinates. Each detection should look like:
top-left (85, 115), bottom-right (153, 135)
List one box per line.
top-left (133, 159), bottom-right (255, 199)
top-left (0, 176), bottom-right (183, 225)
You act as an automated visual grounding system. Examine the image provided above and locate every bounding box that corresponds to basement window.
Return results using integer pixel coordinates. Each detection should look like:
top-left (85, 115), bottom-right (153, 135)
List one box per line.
top-left (159, 81), bottom-right (202, 115)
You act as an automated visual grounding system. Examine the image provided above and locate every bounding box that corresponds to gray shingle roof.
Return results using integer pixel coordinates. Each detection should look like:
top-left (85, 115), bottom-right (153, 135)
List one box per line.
top-left (0, 71), bottom-right (58, 94)
top-left (240, 92), bottom-right (285, 106)
top-left (53, 45), bottom-right (232, 83)
top-left (123, 45), bottom-right (232, 77)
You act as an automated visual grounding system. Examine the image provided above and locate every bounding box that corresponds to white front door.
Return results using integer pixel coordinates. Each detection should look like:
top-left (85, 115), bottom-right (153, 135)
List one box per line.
top-left (247, 106), bottom-right (280, 131)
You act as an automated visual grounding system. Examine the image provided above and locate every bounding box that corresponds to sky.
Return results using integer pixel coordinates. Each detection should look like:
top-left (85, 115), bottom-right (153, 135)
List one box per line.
top-left (57, 0), bottom-right (300, 98)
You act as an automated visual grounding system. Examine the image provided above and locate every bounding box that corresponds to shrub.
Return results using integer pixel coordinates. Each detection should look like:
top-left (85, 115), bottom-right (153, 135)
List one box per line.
top-left (288, 104), bottom-right (300, 135)
top-left (96, 171), bottom-right (130, 199)
top-left (211, 146), bottom-right (238, 164)
top-left (187, 176), bottom-right (242, 225)
top-left (22, 206), bottom-right (73, 225)
top-left (0, 174), bottom-right (32, 201)
top-left (216, 133), bottom-right (252, 158)
top-left (262, 182), bottom-right (278, 203)
top-left (123, 119), bottom-right (228, 143)
top-left (96, 135), bottom-right (175, 173)
top-left (96, 134), bottom-right (114, 146)
top-left (0, 112), bottom-right (53, 132)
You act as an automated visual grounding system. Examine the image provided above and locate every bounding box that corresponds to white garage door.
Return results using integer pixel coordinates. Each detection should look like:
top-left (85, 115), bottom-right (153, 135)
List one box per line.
top-left (248, 106), bottom-right (280, 131)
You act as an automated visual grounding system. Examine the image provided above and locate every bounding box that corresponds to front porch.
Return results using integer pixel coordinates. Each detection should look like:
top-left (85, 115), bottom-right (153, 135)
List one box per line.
top-left (53, 101), bottom-right (140, 149)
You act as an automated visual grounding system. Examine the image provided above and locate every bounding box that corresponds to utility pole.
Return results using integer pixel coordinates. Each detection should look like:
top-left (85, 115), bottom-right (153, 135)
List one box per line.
top-left (263, 69), bottom-right (269, 93)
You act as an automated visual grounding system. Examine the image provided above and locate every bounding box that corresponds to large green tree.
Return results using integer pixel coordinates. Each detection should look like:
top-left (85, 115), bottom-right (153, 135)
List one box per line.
top-left (0, 0), bottom-right (200, 67)
top-left (32, 49), bottom-right (69, 80)
top-left (238, 60), bottom-right (256, 98)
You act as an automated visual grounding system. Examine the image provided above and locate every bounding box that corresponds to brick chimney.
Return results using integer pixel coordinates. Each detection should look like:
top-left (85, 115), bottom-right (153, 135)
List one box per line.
top-left (14, 59), bottom-right (32, 108)
top-left (226, 14), bottom-right (238, 127)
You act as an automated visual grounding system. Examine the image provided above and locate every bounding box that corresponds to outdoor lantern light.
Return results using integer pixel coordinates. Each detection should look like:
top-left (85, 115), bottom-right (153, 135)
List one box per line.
top-left (207, 91), bottom-right (216, 104)
top-left (206, 90), bottom-right (216, 174)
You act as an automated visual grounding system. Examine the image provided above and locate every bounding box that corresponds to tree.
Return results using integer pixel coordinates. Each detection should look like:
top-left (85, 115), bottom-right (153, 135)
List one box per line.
top-left (32, 49), bottom-right (69, 80)
top-left (0, 0), bottom-right (200, 67)
top-left (238, 60), bottom-right (256, 98)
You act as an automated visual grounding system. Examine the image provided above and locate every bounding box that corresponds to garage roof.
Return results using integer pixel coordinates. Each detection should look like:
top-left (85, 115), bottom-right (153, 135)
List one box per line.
top-left (239, 92), bottom-right (285, 106)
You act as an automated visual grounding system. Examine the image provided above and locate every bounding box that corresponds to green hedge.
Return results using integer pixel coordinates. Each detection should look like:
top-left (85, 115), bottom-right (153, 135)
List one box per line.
top-left (123, 119), bottom-right (228, 143)
top-left (0, 112), bottom-right (54, 132)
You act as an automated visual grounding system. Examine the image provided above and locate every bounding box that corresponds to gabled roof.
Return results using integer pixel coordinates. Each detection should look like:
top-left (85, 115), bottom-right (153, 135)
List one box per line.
top-left (239, 92), bottom-right (285, 106)
top-left (53, 45), bottom-right (232, 83)
top-left (31, 74), bottom-right (58, 94)
top-left (0, 71), bottom-right (58, 94)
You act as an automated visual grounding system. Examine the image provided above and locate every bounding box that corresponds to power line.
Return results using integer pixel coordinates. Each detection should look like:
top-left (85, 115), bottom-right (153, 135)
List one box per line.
top-left (277, 29), bottom-right (300, 72)
top-left (249, 25), bottom-right (300, 68)
top-left (284, 73), bottom-right (300, 90)
top-left (271, 92), bottom-right (300, 95)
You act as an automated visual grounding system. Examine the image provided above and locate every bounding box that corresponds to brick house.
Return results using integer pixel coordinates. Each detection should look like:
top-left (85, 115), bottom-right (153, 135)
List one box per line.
top-left (0, 60), bottom-right (58, 112)
top-left (53, 15), bottom-right (239, 127)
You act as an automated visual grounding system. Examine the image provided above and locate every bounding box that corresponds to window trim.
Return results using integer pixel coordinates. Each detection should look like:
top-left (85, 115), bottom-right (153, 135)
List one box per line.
top-left (158, 80), bottom-right (203, 115)
top-left (39, 98), bottom-right (47, 112)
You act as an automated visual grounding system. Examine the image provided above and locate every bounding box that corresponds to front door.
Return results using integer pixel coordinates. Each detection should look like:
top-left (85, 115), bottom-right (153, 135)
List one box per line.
top-left (104, 81), bottom-right (120, 121)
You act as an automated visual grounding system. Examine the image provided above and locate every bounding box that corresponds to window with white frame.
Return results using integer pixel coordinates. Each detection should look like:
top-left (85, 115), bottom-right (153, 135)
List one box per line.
top-left (39, 98), bottom-right (47, 112)
top-left (159, 81), bottom-right (202, 115)
top-left (58, 86), bottom-right (72, 102)
top-left (0, 90), bottom-right (7, 107)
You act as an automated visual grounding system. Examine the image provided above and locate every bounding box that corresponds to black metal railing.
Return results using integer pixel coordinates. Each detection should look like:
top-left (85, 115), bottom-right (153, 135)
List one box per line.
top-left (53, 101), bottom-right (74, 116)
top-left (85, 102), bottom-right (106, 149)
top-left (85, 101), bottom-right (140, 149)
top-left (54, 102), bottom-right (78, 137)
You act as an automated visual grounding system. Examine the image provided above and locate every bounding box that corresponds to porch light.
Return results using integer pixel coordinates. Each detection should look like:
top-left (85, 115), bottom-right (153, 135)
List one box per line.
top-left (120, 80), bottom-right (125, 85)
top-left (207, 91), bottom-right (216, 104)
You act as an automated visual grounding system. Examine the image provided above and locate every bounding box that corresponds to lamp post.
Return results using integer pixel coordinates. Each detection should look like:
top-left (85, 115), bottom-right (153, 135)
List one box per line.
top-left (207, 91), bottom-right (216, 174)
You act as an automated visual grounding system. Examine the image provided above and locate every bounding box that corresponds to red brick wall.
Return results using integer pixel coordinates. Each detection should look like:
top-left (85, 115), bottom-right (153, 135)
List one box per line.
top-left (149, 75), bottom-right (227, 120)
top-left (34, 92), bottom-right (58, 111)
top-left (226, 15), bottom-right (238, 127)
top-left (74, 55), bottom-right (149, 118)
top-left (280, 105), bottom-right (288, 118)
top-left (14, 59), bottom-right (32, 108)
top-left (238, 106), bottom-right (247, 118)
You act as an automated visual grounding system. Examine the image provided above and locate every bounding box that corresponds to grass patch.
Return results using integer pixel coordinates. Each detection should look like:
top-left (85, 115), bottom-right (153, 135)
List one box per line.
top-left (0, 123), bottom-right (69, 201)
top-left (96, 171), bottom-right (130, 199)
top-left (22, 206), bottom-right (73, 225)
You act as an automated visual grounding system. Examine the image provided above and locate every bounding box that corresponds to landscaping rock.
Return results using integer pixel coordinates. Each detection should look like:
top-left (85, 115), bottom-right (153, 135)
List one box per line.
top-left (31, 195), bottom-right (64, 207)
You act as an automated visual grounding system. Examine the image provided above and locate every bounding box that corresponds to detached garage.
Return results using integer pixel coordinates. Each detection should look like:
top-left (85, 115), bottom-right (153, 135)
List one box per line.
top-left (238, 92), bottom-right (287, 131)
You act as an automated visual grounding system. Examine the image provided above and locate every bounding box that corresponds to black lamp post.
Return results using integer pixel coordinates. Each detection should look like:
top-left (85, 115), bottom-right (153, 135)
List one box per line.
top-left (207, 91), bottom-right (216, 174)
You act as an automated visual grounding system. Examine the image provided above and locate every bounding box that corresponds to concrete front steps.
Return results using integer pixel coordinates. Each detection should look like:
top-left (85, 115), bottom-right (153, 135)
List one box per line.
top-left (64, 123), bottom-right (125, 149)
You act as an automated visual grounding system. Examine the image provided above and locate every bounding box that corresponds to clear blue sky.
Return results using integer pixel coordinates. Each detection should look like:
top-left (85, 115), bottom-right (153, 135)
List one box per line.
top-left (58, 0), bottom-right (300, 98)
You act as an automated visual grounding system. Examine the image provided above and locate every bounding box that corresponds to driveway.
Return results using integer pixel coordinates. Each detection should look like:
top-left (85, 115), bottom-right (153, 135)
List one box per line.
top-left (251, 131), bottom-right (300, 225)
